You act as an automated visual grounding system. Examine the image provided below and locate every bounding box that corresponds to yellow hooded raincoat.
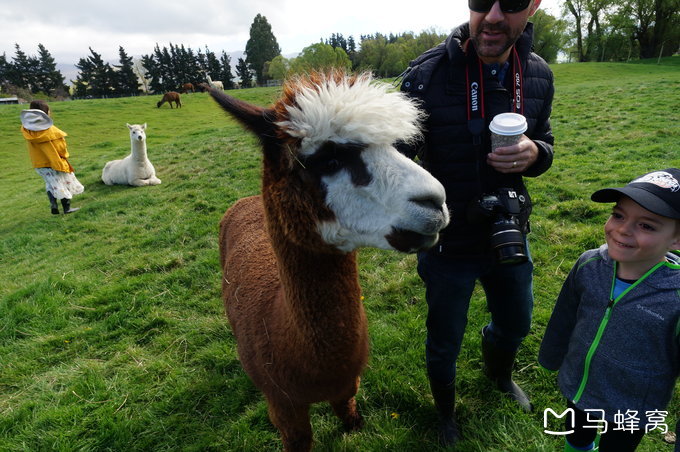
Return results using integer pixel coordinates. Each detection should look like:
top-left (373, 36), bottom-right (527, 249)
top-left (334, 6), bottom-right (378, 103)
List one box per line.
top-left (21, 109), bottom-right (74, 173)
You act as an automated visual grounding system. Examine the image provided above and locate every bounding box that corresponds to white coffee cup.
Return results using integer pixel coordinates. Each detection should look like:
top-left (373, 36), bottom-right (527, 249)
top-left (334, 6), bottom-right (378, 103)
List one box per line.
top-left (489, 113), bottom-right (528, 151)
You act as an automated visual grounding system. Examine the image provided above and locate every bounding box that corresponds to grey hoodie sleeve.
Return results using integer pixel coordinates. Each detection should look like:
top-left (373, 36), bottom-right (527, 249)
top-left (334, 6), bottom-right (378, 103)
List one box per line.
top-left (538, 258), bottom-right (582, 371)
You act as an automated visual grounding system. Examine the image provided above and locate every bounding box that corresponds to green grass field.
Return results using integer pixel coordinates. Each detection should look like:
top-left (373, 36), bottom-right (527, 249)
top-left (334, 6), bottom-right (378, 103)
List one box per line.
top-left (1, 59), bottom-right (679, 451)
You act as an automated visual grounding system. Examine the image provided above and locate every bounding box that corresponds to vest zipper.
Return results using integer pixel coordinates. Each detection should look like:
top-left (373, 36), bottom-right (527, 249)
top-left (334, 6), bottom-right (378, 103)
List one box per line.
top-left (571, 261), bottom-right (664, 403)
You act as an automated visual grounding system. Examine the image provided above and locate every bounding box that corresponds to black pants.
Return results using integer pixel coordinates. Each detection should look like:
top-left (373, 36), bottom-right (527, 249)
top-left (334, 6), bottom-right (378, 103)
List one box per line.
top-left (566, 401), bottom-right (644, 451)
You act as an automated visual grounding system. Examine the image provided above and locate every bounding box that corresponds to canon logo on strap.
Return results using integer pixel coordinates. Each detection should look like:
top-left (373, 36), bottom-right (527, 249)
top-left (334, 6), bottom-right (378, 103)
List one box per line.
top-left (470, 82), bottom-right (480, 112)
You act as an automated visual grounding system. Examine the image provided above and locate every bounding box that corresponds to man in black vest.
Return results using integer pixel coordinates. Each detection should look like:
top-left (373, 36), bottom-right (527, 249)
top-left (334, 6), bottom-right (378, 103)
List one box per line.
top-left (400, 0), bottom-right (554, 446)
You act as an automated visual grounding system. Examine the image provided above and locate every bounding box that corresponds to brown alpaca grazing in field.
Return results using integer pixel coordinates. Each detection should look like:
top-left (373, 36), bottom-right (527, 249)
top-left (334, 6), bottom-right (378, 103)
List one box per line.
top-left (156, 91), bottom-right (181, 108)
top-left (208, 71), bottom-right (449, 452)
top-left (180, 82), bottom-right (194, 93)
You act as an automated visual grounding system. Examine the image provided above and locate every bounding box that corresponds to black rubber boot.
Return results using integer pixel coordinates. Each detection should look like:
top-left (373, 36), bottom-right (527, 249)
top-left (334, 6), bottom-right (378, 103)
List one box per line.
top-left (428, 377), bottom-right (460, 447)
top-left (60, 198), bottom-right (80, 214)
top-left (47, 191), bottom-right (59, 214)
top-left (481, 327), bottom-right (532, 412)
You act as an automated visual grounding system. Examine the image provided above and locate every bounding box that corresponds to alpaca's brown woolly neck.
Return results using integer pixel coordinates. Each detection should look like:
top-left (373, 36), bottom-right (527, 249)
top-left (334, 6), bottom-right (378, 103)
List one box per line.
top-left (219, 193), bottom-right (368, 403)
top-left (274, 240), bottom-right (367, 364)
top-left (260, 156), bottom-right (368, 369)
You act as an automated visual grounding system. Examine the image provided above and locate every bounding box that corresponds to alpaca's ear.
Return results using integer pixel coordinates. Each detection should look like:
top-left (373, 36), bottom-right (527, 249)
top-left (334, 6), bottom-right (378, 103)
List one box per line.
top-left (126, 123), bottom-right (132, 129)
top-left (207, 87), bottom-right (275, 139)
top-left (143, 123), bottom-right (147, 130)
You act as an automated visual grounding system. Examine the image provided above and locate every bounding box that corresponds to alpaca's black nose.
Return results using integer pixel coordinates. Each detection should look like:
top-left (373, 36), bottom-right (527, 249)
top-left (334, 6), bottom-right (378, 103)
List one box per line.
top-left (410, 196), bottom-right (444, 213)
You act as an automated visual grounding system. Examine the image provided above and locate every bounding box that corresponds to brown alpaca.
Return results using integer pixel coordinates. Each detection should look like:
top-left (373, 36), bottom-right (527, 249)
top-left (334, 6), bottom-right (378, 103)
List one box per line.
top-left (180, 82), bottom-right (194, 93)
top-left (208, 71), bottom-right (449, 452)
top-left (156, 91), bottom-right (181, 108)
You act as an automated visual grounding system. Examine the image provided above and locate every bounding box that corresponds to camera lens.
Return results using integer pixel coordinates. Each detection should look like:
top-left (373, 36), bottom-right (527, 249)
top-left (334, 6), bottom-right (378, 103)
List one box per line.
top-left (490, 221), bottom-right (527, 264)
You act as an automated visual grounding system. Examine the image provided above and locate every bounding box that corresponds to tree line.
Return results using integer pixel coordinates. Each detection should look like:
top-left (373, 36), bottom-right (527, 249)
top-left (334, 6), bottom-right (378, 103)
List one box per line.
top-left (1, 2), bottom-right (677, 100)
top-left (0, 44), bottom-right (69, 99)
top-left (264, 11), bottom-right (568, 81)
top-left (71, 47), bottom-right (143, 98)
top-left (562, 0), bottom-right (679, 62)
top-left (139, 44), bottom-right (239, 94)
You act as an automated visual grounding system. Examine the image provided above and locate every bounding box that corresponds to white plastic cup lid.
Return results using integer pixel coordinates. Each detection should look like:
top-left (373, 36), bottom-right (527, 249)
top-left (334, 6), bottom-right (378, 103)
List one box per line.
top-left (489, 113), bottom-right (527, 136)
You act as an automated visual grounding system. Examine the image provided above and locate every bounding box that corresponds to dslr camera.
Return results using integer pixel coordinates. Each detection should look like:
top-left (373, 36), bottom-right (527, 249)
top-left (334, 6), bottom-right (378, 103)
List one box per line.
top-left (468, 188), bottom-right (527, 265)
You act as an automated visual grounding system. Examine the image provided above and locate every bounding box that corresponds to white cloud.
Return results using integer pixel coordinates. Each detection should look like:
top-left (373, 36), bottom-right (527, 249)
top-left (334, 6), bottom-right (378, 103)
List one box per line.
top-left (1, 0), bottom-right (562, 72)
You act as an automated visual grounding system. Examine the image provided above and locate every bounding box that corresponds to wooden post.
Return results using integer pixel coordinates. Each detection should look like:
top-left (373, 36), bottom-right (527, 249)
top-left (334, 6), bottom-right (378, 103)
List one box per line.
top-left (657, 42), bottom-right (665, 64)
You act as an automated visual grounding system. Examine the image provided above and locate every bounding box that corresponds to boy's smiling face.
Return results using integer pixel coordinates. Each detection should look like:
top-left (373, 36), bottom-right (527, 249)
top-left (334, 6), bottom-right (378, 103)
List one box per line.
top-left (605, 196), bottom-right (680, 279)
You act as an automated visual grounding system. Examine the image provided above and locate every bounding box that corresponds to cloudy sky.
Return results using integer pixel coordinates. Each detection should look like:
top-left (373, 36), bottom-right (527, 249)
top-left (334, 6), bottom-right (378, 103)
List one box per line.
top-left (1, 0), bottom-right (562, 79)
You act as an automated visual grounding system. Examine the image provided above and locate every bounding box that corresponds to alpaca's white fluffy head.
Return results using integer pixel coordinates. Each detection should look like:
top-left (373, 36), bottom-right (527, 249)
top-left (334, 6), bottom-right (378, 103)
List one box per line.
top-left (127, 123), bottom-right (147, 143)
top-left (276, 72), bottom-right (425, 157)
top-left (270, 72), bottom-right (449, 253)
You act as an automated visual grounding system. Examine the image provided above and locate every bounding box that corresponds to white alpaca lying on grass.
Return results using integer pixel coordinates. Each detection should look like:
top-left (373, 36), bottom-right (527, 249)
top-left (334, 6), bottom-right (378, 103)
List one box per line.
top-left (102, 123), bottom-right (161, 186)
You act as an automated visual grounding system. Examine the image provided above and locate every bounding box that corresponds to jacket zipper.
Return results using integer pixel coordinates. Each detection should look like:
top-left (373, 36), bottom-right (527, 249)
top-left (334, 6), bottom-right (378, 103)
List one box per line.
top-left (572, 261), bottom-right (664, 403)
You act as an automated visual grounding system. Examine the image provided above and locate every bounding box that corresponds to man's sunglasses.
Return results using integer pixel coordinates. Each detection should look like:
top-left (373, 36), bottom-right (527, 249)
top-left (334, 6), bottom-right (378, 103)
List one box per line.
top-left (469, 0), bottom-right (532, 13)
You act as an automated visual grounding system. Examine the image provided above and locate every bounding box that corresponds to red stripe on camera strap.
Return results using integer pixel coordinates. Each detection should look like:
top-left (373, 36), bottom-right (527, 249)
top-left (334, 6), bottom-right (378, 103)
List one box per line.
top-left (466, 44), bottom-right (524, 125)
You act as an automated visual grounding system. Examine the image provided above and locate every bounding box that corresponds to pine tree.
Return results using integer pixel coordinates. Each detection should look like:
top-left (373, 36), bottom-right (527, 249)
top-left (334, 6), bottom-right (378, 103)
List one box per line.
top-left (347, 36), bottom-right (358, 69)
top-left (148, 45), bottom-right (175, 92)
top-left (244, 14), bottom-right (281, 86)
top-left (34, 44), bottom-right (66, 95)
top-left (195, 48), bottom-right (207, 73)
top-left (169, 43), bottom-right (180, 82)
top-left (3, 44), bottom-right (67, 96)
top-left (74, 47), bottom-right (116, 98)
top-left (235, 57), bottom-right (253, 88)
top-left (146, 45), bottom-right (167, 93)
top-left (114, 46), bottom-right (141, 96)
top-left (160, 46), bottom-right (174, 91)
top-left (175, 44), bottom-right (194, 86)
top-left (219, 52), bottom-right (235, 90)
top-left (73, 55), bottom-right (94, 98)
top-left (142, 44), bottom-right (213, 93)
top-left (184, 46), bottom-right (202, 86)
top-left (347, 36), bottom-right (357, 54)
top-left (140, 53), bottom-right (162, 93)
top-left (328, 33), bottom-right (348, 53)
top-left (9, 44), bottom-right (36, 90)
top-left (205, 47), bottom-right (222, 81)
top-left (0, 53), bottom-right (10, 89)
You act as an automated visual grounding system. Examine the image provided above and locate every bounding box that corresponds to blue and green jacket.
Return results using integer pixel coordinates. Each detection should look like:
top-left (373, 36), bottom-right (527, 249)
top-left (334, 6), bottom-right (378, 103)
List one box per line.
top-left (539, 244), bottom-right (680, 425)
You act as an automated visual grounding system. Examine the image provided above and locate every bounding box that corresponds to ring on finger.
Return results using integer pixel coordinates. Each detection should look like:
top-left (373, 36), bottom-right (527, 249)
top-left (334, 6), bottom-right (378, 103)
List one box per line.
top-left (512, 161), bottom-right (518, 168)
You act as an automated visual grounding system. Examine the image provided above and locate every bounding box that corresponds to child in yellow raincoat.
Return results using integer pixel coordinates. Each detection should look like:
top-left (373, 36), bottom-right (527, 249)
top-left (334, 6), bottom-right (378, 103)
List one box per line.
top-left (21, 100), bottom-right (83, 214)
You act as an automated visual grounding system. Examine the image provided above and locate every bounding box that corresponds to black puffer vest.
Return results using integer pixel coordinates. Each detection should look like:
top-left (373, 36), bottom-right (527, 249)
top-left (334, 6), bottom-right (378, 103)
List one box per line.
top-left (401, 22), bottom-right (554, 260)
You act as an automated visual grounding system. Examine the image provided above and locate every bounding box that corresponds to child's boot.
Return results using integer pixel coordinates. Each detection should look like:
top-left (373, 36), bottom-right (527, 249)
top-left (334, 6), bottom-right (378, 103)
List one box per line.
top-left (47, 191), bottom-right (59, 214)
top-left (60, 198), bottom-right (80, 214)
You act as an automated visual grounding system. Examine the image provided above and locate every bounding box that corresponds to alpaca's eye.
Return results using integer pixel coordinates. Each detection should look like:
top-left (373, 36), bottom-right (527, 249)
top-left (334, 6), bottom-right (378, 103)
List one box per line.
top-left (325, 159), bottom-right (340, 172)
top-left (305, 141), bottom-right (370, 185)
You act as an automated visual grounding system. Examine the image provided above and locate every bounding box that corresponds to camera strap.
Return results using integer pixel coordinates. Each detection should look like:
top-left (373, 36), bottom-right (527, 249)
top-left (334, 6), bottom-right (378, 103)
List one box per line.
top-left (465, 42), bottom-right (524, 195)
top-left (465, 43), bottom-right (524, 146)
top-left (465, 44), bottom-right (486, 147)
